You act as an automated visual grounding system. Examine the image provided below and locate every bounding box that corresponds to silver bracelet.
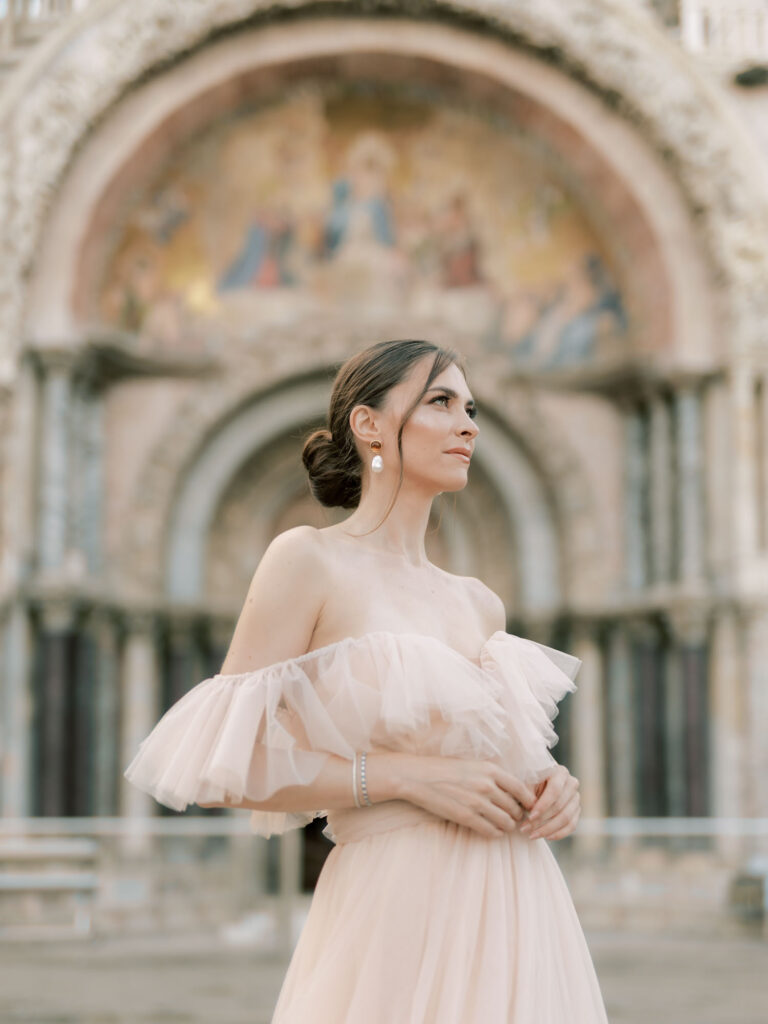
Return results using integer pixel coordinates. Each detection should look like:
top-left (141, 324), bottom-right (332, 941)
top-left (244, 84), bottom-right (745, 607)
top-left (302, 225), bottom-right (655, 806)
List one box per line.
top-left (352, 751), bottom-right (361, 808)
top-left (360, 750), bottom-right (373, 807)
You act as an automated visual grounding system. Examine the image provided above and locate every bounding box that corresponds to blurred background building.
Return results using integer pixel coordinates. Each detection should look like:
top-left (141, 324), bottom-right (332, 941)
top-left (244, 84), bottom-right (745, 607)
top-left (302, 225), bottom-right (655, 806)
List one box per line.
top-left (0, 0), bottom-right (767, 939)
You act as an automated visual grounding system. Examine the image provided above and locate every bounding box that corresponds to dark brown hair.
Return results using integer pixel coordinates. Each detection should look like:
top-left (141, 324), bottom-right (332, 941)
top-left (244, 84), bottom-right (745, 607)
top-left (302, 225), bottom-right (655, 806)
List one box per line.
top-left (302, 339), bottom-right (462, 510)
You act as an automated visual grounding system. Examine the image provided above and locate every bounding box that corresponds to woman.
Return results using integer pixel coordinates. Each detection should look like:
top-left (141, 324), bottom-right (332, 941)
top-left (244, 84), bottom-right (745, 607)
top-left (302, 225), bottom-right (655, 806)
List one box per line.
top-left (124, 338), bottom-right (609, 1022)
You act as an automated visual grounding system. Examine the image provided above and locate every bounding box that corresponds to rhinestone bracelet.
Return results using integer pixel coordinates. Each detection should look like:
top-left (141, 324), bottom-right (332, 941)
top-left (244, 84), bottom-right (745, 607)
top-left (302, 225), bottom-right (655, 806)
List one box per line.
top-left (352, 751), bottom-right (361, 808)
top-left (360, 750), bottom-right (373, 807)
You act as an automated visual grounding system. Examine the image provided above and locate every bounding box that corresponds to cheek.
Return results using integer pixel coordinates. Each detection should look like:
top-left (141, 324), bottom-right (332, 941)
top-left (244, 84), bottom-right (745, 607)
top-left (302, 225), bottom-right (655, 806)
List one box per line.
top-left (400, 413), bottom-right (445, 457)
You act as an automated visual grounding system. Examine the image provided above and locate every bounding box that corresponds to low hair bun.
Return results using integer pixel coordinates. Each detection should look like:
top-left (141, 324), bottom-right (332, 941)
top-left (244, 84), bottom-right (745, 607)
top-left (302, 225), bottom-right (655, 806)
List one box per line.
top-left (301, 427), bottom-right (362, 509)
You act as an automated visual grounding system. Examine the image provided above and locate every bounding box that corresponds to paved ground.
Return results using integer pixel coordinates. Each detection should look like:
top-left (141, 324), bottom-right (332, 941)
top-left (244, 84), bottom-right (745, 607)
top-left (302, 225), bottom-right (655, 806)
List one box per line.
top-left (0, 927), bottom-right (765, 1023)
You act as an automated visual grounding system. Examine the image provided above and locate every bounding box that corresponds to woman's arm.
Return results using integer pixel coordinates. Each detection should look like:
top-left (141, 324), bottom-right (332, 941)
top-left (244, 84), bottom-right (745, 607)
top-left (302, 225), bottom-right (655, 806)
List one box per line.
top-left (199, 750), bottom-right (406, 812)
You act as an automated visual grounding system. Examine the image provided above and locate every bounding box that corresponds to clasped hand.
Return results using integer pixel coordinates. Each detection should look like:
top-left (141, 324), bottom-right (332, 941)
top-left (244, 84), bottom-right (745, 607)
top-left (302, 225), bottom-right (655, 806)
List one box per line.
top-left (519, 764), bottom-right (581, 841)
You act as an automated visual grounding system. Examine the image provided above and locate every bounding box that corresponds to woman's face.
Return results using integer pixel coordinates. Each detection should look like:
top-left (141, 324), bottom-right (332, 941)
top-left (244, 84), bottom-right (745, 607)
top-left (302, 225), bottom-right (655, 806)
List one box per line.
top-left (378, 358), bottom-right (480, 494)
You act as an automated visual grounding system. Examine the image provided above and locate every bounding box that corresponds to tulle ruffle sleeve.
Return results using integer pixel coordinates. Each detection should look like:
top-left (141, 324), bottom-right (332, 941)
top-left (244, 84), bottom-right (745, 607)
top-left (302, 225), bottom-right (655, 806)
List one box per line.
top-left (479, 632), bottom-right (580, 784)
top-left (122, 661), bottom-right (351, 837)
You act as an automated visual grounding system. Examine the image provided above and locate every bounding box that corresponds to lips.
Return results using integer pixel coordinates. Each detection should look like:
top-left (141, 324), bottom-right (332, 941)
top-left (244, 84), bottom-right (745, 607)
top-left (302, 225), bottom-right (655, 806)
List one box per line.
top-left (445, 449), bottom-right (472, 462)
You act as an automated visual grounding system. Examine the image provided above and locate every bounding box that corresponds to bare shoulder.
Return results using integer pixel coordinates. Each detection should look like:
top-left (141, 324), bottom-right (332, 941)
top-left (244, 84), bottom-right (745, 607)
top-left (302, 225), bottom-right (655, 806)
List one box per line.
top-left (458, 573), bottom-right (507, 634)
top-left (219, 525), bottom-right (329, 673)
top-left (257, 524), bottom-right (327, 576)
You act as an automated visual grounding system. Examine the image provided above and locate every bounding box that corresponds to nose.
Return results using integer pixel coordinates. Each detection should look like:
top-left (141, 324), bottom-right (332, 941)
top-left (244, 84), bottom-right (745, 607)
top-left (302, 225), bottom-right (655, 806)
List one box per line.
top-left (460, 412), bottom-right (479, 439)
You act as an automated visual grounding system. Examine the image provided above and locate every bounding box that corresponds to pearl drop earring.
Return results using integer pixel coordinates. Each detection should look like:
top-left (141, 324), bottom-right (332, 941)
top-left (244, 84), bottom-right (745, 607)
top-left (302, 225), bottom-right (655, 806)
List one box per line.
top-left (370, 439), bottom-right (383, 474)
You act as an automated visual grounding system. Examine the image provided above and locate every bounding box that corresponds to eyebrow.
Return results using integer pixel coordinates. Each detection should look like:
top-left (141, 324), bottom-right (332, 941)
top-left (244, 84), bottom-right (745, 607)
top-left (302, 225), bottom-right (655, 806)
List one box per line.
top-left (425, 386), bottom-right (476, 407)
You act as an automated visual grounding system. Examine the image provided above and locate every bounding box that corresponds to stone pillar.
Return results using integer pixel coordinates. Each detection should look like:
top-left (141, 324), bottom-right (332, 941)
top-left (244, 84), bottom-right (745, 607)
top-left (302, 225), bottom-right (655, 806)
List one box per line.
top-left (570, 626), bottom-right (607, 854)
top-left (743, 605), bottom-right (768, 818)
top-left (674, 386), bottom-right (705, 583)
top-left (1, 354), bottom-right (39, 589)
top-left (278, 829), bottom-right (303, 956)
top-left (36, 351), bottom-right (74, 574)
top-left (36, 600), bottom-right (77, 816)
top-left (730, 365), bottom-right (759, 567)
top-left (119, 613), bottom-right (161, 823)
top-left (69, 376), bottom-right (105, 576)
top-left (664, 605), bottom-right (710, 821)
top-left (0, 601), bottom-right (34, 818)
top-left (90, 609), bottom-right (121, 817)
top-left (624, 406), bottom-right (648, 591)
top-left (166, 617), bottom-right (205, 706)
top-left (649, 395), bottom-right (673, 584)
top-left (605, 624), bottom-right (637, 818)
top-left (756, 375), bottom-right (768, 552)
top-left (710, 608), bottom-right (747, 857)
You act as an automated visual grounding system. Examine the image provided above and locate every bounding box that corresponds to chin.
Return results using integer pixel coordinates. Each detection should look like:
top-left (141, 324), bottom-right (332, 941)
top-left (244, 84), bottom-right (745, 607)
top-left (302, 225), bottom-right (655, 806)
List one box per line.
top-left (432, 473), bottom-right (470, 495)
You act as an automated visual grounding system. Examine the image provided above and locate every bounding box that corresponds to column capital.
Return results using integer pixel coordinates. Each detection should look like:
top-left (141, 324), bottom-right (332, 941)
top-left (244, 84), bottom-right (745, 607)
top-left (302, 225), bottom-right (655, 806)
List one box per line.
top-left (38, 597), bottom-right (78, 633)
top-left (27, 345), bottom-right (79, 376)
top-left (122, 609), bottom-right (160, 639)
top-left (664, 600), bottom-right (711, 646)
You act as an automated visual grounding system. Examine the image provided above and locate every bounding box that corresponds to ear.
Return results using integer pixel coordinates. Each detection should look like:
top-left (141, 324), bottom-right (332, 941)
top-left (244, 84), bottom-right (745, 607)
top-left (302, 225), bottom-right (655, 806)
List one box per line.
top-left (349, 404), bottom-right (382, 446)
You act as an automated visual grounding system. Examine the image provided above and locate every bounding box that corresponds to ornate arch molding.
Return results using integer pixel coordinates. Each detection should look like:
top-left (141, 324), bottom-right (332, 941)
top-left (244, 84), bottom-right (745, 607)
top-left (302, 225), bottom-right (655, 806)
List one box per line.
top-left (124, 355), bottom-right (597, 616)
top-left (3, 0), bottom-right (768, 382)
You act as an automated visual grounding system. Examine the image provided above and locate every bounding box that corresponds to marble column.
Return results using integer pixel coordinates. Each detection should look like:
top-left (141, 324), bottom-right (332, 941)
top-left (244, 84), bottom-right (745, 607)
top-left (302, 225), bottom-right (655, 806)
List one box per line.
top-left (166, 618), bottom-right (205, 706)
top-left (36, 600), bottom-right (76, 816)
top-left (664, 606), bottom-right (710, 821)
top-left (277, 829), bottom-right (303, 957)
top-left (119, 613), bottom-right (161, 824)
top-left (1, 354), bottom-right (39, 589)
top-left (570, 626), bottom-right (607, 854)
top-left (756, 376), bottom-right (768, 552)
top-left (729, 365), bottom-right (759, 566)
top-left (605, 624), bottom-right (637, 818)
top-left (36, 351), bottom-right (74, 574)
top-left (70, 378), bottom-right (105, 576)
top-left (90, 609), bottom-right (121, 817)
top-left (662, 628), bottom-right (687, 819)
top-left (710, 608), bottom-right (747, 857)
top-left (624, 406), bottom-right (648, 591)
top-left (0, 601), bottom-right (34, 818)
top-left (649, 395), bottom-right (674, 584)
top-left (674, 386), bottom-right (705, 583)
top-left (744, 605), bottom-right (768, 819)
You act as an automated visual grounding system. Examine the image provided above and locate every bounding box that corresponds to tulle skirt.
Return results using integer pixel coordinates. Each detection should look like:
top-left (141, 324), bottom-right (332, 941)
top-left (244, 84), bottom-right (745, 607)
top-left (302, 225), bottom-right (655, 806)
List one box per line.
top-left (271, 810), bottom-right (609, 1023)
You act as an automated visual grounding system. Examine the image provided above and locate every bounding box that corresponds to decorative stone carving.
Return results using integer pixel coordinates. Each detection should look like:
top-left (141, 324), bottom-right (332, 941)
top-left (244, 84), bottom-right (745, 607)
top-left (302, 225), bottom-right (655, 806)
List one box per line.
top-left (2, 0), bottom-right (768, 384)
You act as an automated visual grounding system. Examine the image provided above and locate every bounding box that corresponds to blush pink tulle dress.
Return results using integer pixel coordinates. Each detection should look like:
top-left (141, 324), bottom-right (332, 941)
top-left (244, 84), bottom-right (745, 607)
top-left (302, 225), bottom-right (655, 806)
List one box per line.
top-left (124, 630), bottom-right (610, 1023)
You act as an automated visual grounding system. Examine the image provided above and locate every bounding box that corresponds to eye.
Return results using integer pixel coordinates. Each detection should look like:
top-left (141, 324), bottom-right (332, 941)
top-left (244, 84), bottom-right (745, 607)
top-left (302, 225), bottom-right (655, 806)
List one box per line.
top-left (466, 405), bottom-right (478, 420)
top-left (429, 394), bottom-right (450, 407)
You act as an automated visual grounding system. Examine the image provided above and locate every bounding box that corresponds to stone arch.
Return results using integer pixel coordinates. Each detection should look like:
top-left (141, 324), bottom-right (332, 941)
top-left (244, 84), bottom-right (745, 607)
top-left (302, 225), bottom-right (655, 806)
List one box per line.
top-left (141, 366), bottom-right (594, 619)
top-left (3, 0), bottom-right (768, 383)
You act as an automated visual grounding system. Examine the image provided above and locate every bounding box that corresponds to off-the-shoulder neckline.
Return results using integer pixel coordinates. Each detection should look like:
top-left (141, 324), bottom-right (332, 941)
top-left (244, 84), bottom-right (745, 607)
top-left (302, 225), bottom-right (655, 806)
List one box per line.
top-left (217, 628), bottom-right (515, 678)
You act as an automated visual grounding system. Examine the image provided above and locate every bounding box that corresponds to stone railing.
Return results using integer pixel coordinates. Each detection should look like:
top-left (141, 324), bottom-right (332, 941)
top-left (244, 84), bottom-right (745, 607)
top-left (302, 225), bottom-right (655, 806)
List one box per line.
top-left (1, 816), bottom-right (766, 940)
top-left (680, 0), bottom-right (768, 62)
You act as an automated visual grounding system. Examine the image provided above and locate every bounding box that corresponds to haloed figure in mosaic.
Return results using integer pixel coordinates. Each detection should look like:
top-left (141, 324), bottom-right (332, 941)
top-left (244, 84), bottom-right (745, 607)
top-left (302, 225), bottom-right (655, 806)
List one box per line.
top-left (125, 339), bottom-right (609, 1023)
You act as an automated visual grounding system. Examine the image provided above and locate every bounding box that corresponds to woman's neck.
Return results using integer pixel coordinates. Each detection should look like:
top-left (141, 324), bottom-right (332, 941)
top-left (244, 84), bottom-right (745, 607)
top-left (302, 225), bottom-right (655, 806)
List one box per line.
top-left (337, 485), bottom-right (434, 565)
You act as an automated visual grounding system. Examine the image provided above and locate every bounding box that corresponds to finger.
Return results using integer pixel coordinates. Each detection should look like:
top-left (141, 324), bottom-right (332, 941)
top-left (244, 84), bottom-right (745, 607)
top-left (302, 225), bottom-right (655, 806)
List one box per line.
top-left (488, 788), bottom-right (527, 821)
top-left (521, 784), bottom-right (577, 834)
top-left (480, 800), bottom-right (521, 834)
top-left (528, 794), bottom-right (580, 839)
top-left (495, 770), bottom-right (537, 811)
top-left (466, 810), bottom-right (511, 839)
top-left (528, 773), bottom-right (573, 823)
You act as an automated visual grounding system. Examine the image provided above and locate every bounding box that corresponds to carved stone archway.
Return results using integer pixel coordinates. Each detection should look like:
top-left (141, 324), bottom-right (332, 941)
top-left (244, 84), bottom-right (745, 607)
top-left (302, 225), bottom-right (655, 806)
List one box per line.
top-left (3, 0), bottom-right (768, 385)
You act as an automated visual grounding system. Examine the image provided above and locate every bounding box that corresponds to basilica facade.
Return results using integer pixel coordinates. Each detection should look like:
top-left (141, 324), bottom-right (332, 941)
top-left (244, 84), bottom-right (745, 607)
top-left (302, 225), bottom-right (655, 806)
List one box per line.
top-left (0, 0), bottom-right (766, 887)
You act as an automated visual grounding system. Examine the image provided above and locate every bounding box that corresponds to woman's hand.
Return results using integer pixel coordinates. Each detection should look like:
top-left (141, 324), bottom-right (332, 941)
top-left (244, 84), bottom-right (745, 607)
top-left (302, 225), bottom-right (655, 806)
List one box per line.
top-left (396, 755), bottom-right (538, 839)
top-left (519, 764), bottom-right (581, 840)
